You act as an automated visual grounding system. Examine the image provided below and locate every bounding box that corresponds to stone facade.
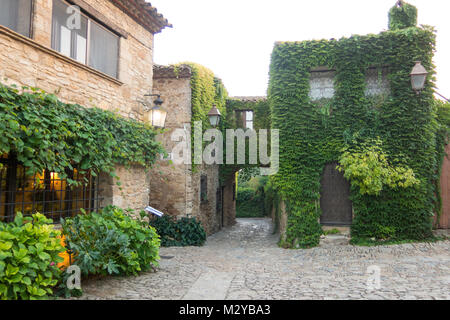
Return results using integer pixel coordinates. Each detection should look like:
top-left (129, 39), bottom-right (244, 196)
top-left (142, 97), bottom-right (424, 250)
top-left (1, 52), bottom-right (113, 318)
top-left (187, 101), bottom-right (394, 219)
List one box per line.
top-left (151, 65), bottom-right (236, 235)
top-left (0, 0), bottom-right (169, 211)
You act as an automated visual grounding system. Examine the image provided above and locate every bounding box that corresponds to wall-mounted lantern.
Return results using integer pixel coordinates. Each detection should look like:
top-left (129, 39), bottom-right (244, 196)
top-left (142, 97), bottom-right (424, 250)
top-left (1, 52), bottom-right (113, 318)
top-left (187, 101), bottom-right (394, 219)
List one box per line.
top-left (207, 104), bottom-right (221, 128)
top-left (144, 94), bottom-right (167, 128)
top-left (410, 61), bottom-right (428, 94)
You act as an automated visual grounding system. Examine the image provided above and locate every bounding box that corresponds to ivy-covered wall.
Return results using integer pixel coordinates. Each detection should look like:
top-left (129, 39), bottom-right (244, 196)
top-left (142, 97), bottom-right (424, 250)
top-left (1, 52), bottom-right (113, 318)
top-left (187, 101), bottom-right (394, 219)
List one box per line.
top-left (0, 84), bottom-right (164, 179)
top-left (268, 2), bottom-right (438, 248)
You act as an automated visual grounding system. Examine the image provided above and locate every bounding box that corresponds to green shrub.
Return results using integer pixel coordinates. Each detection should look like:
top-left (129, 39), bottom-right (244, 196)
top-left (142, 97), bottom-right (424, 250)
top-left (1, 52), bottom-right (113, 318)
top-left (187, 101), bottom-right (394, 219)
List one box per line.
top-left (236, 187), bottom-right (265, 218)
top-left (150, 215), bottom-right (206, 247)
top-left (61, 206), bottom-right (160, 277)
top-left (0, 213), bottom-right (64, 300)
top-left (374, 224), bottom-right (396, 240)
top-left (337, 137), bottom-right (420, 196)
top-left (236, 175), bottom-right (268, 218)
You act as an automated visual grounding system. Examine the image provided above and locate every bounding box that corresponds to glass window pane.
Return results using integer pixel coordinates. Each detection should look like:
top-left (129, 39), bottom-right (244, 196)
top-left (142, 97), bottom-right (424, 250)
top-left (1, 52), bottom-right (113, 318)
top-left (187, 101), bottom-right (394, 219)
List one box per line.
top-left (246, 111), bottom-right (253, 121)
top-left (52, 0), bottom-right (87, 62)
top-left (59, 25), bottom-right (71, 56)
top-left (0, 0), bottom-right (32, 37)
top-left (75, 33), bottom-right (87, 63)
top-left (246, 121), bottom-right (253, 130)
top-left (89, 20), bottom-right (119, 78)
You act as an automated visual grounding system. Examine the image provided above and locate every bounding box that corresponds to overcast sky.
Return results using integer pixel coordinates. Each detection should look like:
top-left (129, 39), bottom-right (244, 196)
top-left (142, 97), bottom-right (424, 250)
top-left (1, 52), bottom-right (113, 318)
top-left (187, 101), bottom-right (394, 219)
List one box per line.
top-left (149, 0), bottom-right (449, 99)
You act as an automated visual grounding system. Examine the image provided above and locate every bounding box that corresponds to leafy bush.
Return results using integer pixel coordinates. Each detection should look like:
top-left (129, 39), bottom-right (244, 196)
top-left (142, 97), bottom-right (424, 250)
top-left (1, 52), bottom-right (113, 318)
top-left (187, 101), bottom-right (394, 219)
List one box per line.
top-left (0, 213), bottom-right (64, 300)
top-left (337, 138), bottom-right (419, 196)
top-left (61, 206), bottom-right (160, 277)
top-left (236, 176), bottom-right (268, 218)
top-left (236, 187), bottom-right (265, 218)
top-left (150, 215), bottom-right (206, 247)
top-left (373, 224), bottom-right (396, 240)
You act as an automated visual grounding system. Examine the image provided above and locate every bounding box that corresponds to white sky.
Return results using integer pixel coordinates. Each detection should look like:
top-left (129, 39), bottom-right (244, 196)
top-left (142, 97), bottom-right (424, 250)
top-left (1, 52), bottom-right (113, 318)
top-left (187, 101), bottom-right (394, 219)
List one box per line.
top-left (149, 0), bottom-right (449, 99)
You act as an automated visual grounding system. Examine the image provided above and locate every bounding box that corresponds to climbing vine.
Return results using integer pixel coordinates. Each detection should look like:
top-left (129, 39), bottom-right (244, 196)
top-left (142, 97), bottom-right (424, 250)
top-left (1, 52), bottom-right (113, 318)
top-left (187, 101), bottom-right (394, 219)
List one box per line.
top-left (174, 63), bottom-right (228, 170)
top-left (0, 83), bottom-right (164, 180)
top-left (268, 2), bottom-right (437, 247)
top-left (388, 0), bottom-right (418, 30)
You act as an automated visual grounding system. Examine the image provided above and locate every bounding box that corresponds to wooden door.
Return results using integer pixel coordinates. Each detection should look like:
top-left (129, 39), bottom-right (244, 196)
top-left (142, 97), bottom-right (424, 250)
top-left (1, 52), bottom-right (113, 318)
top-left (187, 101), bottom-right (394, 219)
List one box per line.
top-left (320, 162), bottom-right (353, 226)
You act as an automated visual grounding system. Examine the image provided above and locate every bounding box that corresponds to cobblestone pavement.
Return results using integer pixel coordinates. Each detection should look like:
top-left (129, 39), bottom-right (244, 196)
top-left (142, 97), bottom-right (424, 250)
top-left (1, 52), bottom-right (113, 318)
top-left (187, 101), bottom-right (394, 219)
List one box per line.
top-left (77, 218), bottom-right (450, 300)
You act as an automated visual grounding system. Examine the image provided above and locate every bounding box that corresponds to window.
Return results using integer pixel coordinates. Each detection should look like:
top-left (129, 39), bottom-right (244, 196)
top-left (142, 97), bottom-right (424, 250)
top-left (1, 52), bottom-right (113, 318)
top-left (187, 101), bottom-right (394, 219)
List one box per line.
top-left (0, 0), bottom-right (33, 37)
top-left (0, 154), bottom-right (99, 223)
top-left (51, 0), bottom-right (119, 78)
top-left (309, 69), bottom-right (335, 101)
top-left (216, 188), bottom-right (222, 214)
top-left (235, 110), bottom-right (254, 129)
top-left (365, 67), bottom-right (390, 96)
top-left (245, 111), bottom-right (253, 130)
top-left (200, 175), bottom-right (207, 203)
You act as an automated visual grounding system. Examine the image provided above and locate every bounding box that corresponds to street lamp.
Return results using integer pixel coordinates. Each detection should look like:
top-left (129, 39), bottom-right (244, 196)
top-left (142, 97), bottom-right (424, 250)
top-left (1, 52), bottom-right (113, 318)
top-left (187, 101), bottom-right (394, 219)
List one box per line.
top-left (207, 104), bottom-right (221, 127)
top-left (410, 61), bottom-right (428, 94)
top-left (145, 94), bottom-right (167, 128)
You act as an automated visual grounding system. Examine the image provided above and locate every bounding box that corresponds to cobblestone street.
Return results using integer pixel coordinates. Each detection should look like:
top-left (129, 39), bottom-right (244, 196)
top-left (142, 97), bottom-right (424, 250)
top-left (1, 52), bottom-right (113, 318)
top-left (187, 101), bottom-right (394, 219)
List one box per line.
top-left (77, 218), bottom-right (450, 300)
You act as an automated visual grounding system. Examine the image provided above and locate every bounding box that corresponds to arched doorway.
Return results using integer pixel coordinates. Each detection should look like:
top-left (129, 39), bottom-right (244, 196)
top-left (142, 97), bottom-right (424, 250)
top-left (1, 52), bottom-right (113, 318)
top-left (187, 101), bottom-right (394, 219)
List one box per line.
top-left (320, 162), bottom-right (353, 226)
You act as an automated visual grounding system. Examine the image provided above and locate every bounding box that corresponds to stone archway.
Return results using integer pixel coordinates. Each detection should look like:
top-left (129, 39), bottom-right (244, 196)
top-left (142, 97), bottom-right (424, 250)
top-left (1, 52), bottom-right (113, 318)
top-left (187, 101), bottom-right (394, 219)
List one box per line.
top-left (319, 162), bottom-right (353, 226)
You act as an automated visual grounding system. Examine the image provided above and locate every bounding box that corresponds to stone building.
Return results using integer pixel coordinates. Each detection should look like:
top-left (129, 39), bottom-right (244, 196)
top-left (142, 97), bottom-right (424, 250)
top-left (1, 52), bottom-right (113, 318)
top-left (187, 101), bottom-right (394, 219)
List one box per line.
top-left (151, 65), bottom-right (237, 235)
top-left (0, 0), bottom-right (170, 221)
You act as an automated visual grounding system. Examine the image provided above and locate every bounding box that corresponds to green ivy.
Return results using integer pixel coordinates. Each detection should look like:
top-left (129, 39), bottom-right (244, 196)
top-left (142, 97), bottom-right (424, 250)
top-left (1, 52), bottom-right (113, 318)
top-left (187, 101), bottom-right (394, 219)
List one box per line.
top-left (268, 2), bottom-right (438, 247)
top-left (0, 213), bottom-right (64, 300)
top-left (173, 63), bottom-right (228, 170)
top-left (388, 0), bottom-right (418, 30)
top-left (149, 215), bottom-right (206, 247)
top-left (0, 83), bottom-right (164, 181)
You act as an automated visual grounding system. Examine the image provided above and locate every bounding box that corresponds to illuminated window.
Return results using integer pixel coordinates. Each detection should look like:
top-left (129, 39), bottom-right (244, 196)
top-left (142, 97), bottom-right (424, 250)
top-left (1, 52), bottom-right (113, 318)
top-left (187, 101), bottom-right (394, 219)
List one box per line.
top-left (0, 154), bottom-right (99, 223)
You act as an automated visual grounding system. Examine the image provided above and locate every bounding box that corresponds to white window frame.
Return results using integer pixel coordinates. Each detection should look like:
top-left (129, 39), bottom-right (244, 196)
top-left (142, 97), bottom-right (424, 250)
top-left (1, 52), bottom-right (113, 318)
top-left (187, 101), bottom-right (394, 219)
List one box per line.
top-left (245, 111), bottom-right (253, 130)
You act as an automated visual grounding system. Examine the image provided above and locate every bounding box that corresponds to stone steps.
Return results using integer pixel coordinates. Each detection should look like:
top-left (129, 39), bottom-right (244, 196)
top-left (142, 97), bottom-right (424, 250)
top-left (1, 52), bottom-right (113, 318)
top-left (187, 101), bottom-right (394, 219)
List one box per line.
top-left (319, 234), bottom-right (350, 247)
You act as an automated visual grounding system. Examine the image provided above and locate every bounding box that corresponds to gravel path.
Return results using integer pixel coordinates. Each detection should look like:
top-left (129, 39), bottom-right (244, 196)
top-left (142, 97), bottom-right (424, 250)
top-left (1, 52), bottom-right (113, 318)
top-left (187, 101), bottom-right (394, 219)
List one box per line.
top-left (76, 218), bottom-right (450, 300)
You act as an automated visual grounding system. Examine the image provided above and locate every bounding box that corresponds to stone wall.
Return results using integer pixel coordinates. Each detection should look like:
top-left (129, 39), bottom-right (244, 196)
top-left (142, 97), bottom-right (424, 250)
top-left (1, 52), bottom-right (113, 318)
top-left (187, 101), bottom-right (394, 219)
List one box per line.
top-left (150, 67), bottom-right (192, 217)
top-left (194, 164), bottom-right (221, 235)
top-left (151, 65), bottom-right (233, 235)
top-left (0, 0), bottom-right (158, 211)
top-left (222, 173), bottom-right (237, 228)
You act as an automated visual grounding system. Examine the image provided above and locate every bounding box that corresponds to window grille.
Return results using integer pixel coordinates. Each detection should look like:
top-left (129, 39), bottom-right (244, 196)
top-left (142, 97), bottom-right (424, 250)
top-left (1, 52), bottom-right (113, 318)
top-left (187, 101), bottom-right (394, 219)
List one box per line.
top-left (365, 67), bottom-right (390, 96)
top-left (0, 154), bottom-right (100, 223)
top-left (309, 70), bottom-right (335, 101)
